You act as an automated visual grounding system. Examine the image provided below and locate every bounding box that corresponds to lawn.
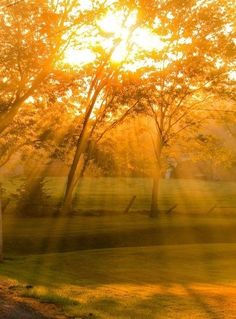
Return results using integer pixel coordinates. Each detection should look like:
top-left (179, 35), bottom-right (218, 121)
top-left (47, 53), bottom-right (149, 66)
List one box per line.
top-left (3, 177), bottom-right (236, 214)
top-left (2, 178), bottom-right (236, 254)
top-left (1, 178), bottom-right (236, 318)
top-left (2, 214), bottom-right (236, 255)
top-left (1, 243), bottom-right (236, 318)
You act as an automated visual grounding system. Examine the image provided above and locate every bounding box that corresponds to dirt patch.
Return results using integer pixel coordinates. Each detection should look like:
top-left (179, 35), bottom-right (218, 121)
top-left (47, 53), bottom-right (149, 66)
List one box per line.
top-left (0, 281), bottom-right (70, 319)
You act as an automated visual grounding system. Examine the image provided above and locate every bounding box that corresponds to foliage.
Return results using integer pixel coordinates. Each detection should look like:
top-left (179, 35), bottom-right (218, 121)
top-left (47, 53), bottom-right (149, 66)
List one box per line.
top-left (0, 0), bottom-right (235, 214)
top-left (192, 133), bottom-right (235, 179)
top-left (10, 177), bottom-right (53, 216)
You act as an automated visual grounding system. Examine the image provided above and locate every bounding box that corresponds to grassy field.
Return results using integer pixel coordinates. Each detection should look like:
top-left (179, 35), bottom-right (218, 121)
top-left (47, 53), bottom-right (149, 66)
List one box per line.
top-left (2, 178), bottom-right (236, 254)
top-left (1, 243), bottom-right (236, 318)
top-left (3, 177), bottom-right (236, 214)
top-left (2, 214), bottom-right (236, 255)
top-left (1, 178), bottom-right (236, 318)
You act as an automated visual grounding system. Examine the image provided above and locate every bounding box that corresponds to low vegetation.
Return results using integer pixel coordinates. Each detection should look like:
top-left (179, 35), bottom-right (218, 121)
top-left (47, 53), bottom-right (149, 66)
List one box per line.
top-left (1, 243), bottom-right (236, 318)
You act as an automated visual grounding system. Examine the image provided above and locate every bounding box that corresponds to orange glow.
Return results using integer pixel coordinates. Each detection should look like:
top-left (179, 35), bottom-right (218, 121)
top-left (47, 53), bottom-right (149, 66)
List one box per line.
top-left (63, 48), bottom-right (96, 66)
top-left (62, 8), bottom-right (165, 67)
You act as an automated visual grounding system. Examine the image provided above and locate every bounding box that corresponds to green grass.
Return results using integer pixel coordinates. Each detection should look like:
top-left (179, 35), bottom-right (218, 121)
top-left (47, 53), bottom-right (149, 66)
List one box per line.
top-left (3, 178), bottom-right (236, 254)
top-left (22, 290), bottom-right (79, 306)
top-left (1, 243), bottom-right (236, 318)
top-left (3, 214), bottom-right (236, 255)
top-left (3, 177), bottom-right (236, 213)
top-left (1, 178), bottom-right (236, 317)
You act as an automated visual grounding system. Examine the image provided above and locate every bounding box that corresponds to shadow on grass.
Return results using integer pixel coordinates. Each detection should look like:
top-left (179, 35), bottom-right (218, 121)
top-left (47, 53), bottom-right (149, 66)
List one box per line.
top-left (1, 242), bottom-right (236, 287)
top-left (3, 215), bottom-right (236, 257)
top-left (1, 252), bottom-right (235, 319)
top-left (63, 289), bottom-right (227, 319)
top-left (184, 285), bottom-right (222, 319)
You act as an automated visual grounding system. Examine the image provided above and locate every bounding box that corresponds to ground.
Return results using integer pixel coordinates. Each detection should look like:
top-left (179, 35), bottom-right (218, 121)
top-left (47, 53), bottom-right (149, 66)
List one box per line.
top-left (3, 214), bottom-right (236, 254)
top-left (1, 178), bottom-right (236, 318)
top-left (1, 243), bottom-right (236, 318)
top-left (0, 280), bottom-right (70, 319)
top-left (3, 178), bottom-right (236, 214)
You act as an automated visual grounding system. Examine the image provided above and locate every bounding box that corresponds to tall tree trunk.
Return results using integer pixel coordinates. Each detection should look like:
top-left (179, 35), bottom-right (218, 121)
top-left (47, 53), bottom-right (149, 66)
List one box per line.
top-left (150, 131), bottom-right (163, 218)
top-left (62, 82), bottom-right (103, 213)
top-left (62, 151), bottom-right (86, 213)
top-left (150, 163), bottom-right (161, 218)
top-left (62, 105), bottom-right (91, 213)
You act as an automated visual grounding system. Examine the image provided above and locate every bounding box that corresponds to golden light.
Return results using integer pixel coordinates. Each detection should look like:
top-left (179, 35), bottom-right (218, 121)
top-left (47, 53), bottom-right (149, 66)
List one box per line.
top-left (61, 7), bottom-right (165, 68)
top-left (229, 70), bottom-right (236, 81)
top-left (98, 10), bottom-right (165, 64)
top-left (79, 0), bottom-right (92, 10)
top-left (98, 10), bottom-right (137, 36)
top-left (51, 0), bottom-right (93, 12)
top-left (132, 28), bottom-right (165, 52)
top-left (98, 11), bottom-right (133, 63)
top-left (98, 13), bottom-right (124, 35)
top-left (111, 42), bottom-right (128, 62)
top-left (63, 48), bottom-right (96, 67)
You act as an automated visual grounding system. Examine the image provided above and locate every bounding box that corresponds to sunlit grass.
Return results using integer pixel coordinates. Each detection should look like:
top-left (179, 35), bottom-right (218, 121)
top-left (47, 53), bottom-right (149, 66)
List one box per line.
top-left (3, 178), bottom-right (236, 214)
top-left (2, 213), bottom-right (236, 255)
top-left (22, 288), bottom-right (78, 306)
top-left (1, 178), bottom-right (236, 317)
top-left (1, 243), bottom-right (236, 318)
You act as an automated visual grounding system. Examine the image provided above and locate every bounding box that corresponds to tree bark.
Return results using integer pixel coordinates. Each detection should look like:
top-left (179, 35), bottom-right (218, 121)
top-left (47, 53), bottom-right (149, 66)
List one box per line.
top-left (150, 131), bottom-right (163, 218)
top-left (150, 165), bottom-right (161, 218)
top-left (62, 80), bottom-right (104, 213)
top-left (62, 152), bottom-right (86, 213)
top-left (62, 109), bottom-right (94, 213)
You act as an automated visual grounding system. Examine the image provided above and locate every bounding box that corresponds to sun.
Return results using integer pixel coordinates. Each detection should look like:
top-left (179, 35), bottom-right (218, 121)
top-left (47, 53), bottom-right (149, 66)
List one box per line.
top-left (98, 9), bottom-right (137, 36)
top-left (98, 10), bottom-right (165, 64)
top-left (61, 7), bottom-right (165, 68)
top-left (63, 48), bottom-right (96, 67)
top-left (133, 28), bottom-right (165, 52)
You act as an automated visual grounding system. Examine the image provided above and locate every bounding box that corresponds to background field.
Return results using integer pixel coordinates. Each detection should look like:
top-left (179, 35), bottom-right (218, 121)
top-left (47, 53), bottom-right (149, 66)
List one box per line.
top-left (3, 177), bottom-right (236, 214)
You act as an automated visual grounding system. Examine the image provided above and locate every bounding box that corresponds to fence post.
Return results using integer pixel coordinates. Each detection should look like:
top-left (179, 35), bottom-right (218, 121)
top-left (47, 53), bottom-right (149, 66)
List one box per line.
top-left (166, 204), bottom-right (177, 214)
top-left (124, 195), bottom-right (137, 214)
top-left (207, 203), bottom-right (217, 213)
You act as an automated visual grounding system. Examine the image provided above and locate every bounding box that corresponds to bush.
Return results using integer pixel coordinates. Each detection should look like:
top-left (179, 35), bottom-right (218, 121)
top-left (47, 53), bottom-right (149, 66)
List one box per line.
top-left (11, 177), bottom-right (55, 216)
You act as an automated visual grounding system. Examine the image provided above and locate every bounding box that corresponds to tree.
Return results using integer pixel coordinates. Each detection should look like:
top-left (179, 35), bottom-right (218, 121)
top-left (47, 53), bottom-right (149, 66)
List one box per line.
top-left (61, 73), bottom-right (138, 211)
top-left (0, 0), bottom-right (139, 212)
top-left (61, 3), bottom-right (141, 211)
top-left (0, 0), bottom-right (110, 228)
top-left (60, 0), bottom-right (173, 212)
top-left (192, 133), bottom-right (235, 180)
top-left (113, 0), bottom-right (235, 216)
top-left (0, 0), bottom-right (103, 134)
top-left (1, 0), bottom-right (235, 218)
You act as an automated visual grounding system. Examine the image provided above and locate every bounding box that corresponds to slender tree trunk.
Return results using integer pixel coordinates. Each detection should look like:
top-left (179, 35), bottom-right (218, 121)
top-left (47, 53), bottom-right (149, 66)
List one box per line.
top-left (62, 103), bottom-right (91, 213)
top-left (62, 82), bottom-right (103, 213)
top-left (150, 131), bottom-right (163, 218)
top-left (150, 164), bottom-right (161, 218)
top-left (62, 185), bottom-right (74, 213)
top-left (62, 103), bottom-right (97, 213)
top-left (62, 151), bottom-right (86, 213)
top-left (62, 44), bottom-right (120, 212)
